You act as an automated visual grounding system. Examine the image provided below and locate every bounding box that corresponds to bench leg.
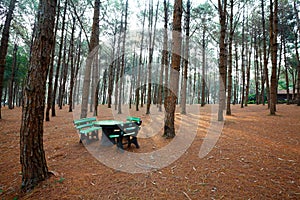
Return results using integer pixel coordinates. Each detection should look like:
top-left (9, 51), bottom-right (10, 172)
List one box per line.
top-left (131, 137), bottom-right (139, 148)
top-left (80, 134), bottom-right (85, 144)
top-left (116, 137), bottom-right (124, 150)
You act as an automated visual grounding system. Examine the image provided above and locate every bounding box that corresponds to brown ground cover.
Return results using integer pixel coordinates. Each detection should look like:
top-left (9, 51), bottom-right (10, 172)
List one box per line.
top-left (0, 104), bottom-right (299, 199)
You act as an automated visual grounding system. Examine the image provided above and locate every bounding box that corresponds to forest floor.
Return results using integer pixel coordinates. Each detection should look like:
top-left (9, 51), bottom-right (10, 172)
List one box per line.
top-left (0, 104), bottom-right (300, 199)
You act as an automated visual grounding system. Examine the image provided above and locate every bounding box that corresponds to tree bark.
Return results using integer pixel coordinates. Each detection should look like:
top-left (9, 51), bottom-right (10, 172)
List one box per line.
top-left (46, 0), bottom-right (60, 121)
top-left (261, 0), bottom-right (270, 107)
top-left (58, 30), bottom-right (69, 109)
top-left (68, 16), bottom-right (76, 112)
top-left (157, 0), bottom-right (168, 112)
top-left (283, 37), bottom-right (290, 105)
top-left (52, 0), bottom-right (67, 116)
top-left (245, 35), bottom-right (252, 107)
top-left (135, 6), bottom-right (146, 111)
top-left (254, 34), bottom-right (260, 105)
top-left (146, 1), bottom-right (159, 115)
top-left (180, 0), bottom-right (190, 114)
top-left (163, 0), bottom-right (182, 138)
top-left (201, 28), bottom-right (206, 107)
top-left (118, 0), bottom-right (128, 114)
top-left (107, 26), bottom-right (117, 108)
top-left (8, 43), bottom-right (17, 109)
top-left (80, 0), bottom-right (100, 118)
top-left (226, 0), bottom-right (234, 115)
top-left (270, 0), bottom-right (278, 115)
top-left (20, 0), bottom-right (57, 191)
top-left (241, 11), bottom-right (246, 108)
top-left (217, 0), bottom-right (227, 121)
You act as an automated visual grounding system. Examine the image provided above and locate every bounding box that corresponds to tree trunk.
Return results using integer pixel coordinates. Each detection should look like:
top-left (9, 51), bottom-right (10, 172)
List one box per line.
top-left (94, 79), bottom-right (100, 116)
top-left (68, 17), bottom-right (76, 112)
top-left (135, 6), bottom-right (146, 112)
top-left (118, 0), bottom-right (128, 114)
top-left (294, 0), bottom-right (300, 106)
top-left (241, 11), bottom-right (246, 108)
top-left (52, 0), bottom-right (67, 117)
top-left (102, 69), bottom-right (107, 105)
top-left (58, 30), bottom-right (69, 109)
top-left (262, 0), bottom-right (270, 107)
top-left (80, 0), bottom-right (100, 118)
top-left (157, 0), bottom-right (168, 112)
top-left (146, 1), bottom-right (159, 115)
top-left (217, 0), bottom-right (227, 121)
top-left (201, 28), bottom-right (206, 107)
top-left (270, 0), bottom-right (278, 115)
top-left (72, 30), bottom-right (82, 108)
top-left (0, 0), bottom-right (16, 119)
top-left (283, 37), bottom-right (290, 105)
top-left (20, 0), bottom-right (57, 191)
top-left (114, 16), bottom-right (123, 111)
top-left (46, 1), bottom-right (60, 121)
top-left (259, 46), bottom-right (265, 104)
top-left (107, 26), bottom-right (117, 108)
top-left (180, 0), bottom-right (190, 114)
top-left (8, 43), bottom-right (17, 109)
top-left (163, 0), bottom-right (182, 138)
top-left (233, 40), bottom-right (239, 105)
top-left (226, 0), bottom-right (234, 115)
top-left (254, 34), bottom-right (260, 105)
top-left (245, 36), bottom-right (252, 107)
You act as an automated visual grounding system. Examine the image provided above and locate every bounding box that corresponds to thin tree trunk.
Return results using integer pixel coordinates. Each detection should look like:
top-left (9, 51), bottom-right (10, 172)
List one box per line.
top-left (46, 1), bottom-right (60, 121)
top-left (68, 17), bottom-right (76, 112)
top-left (118, 0), bottom-right (128, 114)
top-left (80, 0), bottom-right (100, 118)
top-left (226, 0), bottom-right (234, 115)
top-left (201, 29), bottom-right (206, 107)
top-left (233, 40), bottom-right (239, 105)
top-left (245, 35), bottom-right (252, 107)
top-left (72, 30), bottom-right (82, 108)
top-left (107, 26), bottom-right (117, 108)
top-left (270, 0), bottom-right (278, 115)
top-left (254, 35), bottom-right (260, 105)
top-left (259, 45), bottom-right (265, 104)
top-left (241, 11), bottom-right (246, 108)
top-left (180, 0), bottom-right (190, 114)
top-left (146, 1), bottom-right (159, 114)
top-left (217, 0), bottom-right (227, 121)
top-left (102, 69), bottom-right (107, 105)
top-left (283, 37), bottom-right (290, 105)
top-left (8, 43), bottom-right (17, 109)
top-left (157, 0), bottom-right (168, 112)
top-left (135, 6), bottom-right (146, 111)
top-left (114, 16), bottom-right (123, 111)
top-left (262, 0), bottom-right (270, 107)
top-left (94, 79), bottom-right (100, 116)
top-left (52, 0), bottom-right (67, 117)
top-left (58, 30), bottom-right (69, 109)
top-left (0, 0), bottom-right (16, 119)
top-left (163, 1), bottom-right (170, 108)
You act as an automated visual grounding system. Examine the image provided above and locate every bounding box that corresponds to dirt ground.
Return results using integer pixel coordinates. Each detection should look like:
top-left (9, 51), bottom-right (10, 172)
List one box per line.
top-left (0, 104), bottom-right (299, 199)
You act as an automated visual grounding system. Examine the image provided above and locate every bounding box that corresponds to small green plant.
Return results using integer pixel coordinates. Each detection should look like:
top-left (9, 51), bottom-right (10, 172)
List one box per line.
top-left (56, 177), bottom-right (65, 183)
